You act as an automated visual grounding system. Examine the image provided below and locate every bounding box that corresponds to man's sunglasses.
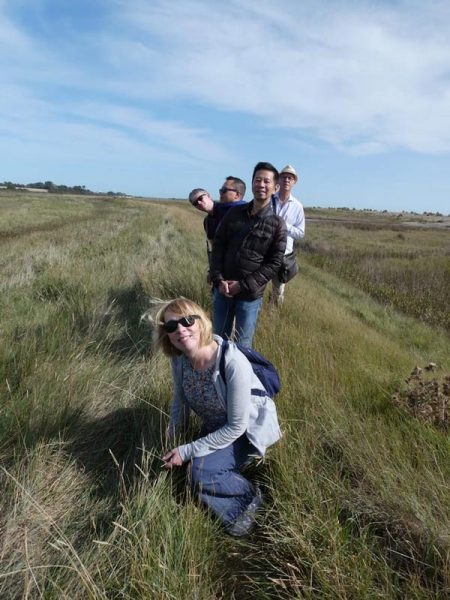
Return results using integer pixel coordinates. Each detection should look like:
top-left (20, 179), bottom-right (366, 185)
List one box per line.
top-left (162, 315), bottom-right (200, 333)
top-left (192, 194), bottom-right (205, 206)
top-left (219, 187), bottom-right (237, 194)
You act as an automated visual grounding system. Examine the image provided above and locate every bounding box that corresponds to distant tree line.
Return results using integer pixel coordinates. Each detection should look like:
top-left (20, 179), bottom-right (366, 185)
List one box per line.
top-left (0, 180), bottom-right (127, 197)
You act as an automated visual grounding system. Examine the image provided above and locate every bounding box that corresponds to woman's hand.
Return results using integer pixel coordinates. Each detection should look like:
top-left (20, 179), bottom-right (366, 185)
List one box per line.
top-left (162, 448), bottom-right (183, 469)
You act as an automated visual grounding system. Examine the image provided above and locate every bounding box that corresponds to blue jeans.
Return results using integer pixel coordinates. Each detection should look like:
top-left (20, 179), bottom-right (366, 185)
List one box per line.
top-left (190, 435), bottom-right (257, 526)
top-left (213, 288), bottom-right (263, 348)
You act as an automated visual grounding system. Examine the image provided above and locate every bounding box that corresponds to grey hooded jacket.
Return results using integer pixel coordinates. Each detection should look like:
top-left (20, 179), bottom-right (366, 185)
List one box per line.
top-left (169, 336), bottom-right (282, 462)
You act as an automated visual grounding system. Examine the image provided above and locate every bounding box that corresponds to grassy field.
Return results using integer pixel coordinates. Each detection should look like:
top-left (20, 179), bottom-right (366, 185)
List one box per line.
top-left (301, 208), bottom-right (450, 330)
top-left (1, 191), bottom-right (449, 599)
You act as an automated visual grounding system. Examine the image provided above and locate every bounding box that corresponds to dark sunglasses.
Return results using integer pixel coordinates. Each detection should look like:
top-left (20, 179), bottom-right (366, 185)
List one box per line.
top-left (163, 314), bottom-right (200, 333)
top-left (192, 194), bottom-right (205, 206)
top-left (219, 187), bottom-right (237, 194)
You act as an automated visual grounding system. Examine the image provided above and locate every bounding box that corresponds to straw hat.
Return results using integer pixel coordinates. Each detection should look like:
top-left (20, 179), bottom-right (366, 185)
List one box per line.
top-left (280, 165), bottom-right (298, 182)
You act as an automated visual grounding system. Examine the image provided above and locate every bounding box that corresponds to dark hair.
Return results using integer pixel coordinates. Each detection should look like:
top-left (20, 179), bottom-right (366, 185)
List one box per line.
top-left (252, 162), bottom-right (279, 183)
top-left (225, 176), bottom-right (246, 199)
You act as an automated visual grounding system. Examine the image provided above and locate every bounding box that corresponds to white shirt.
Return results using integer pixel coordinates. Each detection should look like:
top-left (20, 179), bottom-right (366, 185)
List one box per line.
top-left (273, 193), bottom-right (305, 254)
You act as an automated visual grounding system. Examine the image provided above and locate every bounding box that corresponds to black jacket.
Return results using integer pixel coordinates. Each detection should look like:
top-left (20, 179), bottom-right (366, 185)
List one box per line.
top-left (204, 200), bottom-right (248, 241)
top-left (210, 200), bottom-right (287, 299)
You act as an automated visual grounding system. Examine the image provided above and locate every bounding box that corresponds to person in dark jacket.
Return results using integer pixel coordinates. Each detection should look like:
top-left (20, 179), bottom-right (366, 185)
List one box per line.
top-left (209, 162), bottom-right (287, 347)
top-left (188, 177), bottom-right (247, 275)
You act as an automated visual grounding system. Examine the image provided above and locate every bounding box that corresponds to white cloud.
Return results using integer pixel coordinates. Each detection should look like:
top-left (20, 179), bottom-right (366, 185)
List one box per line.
top-left (63, 102), bottom-right (228, 162)
top-left (0, 1), bottom-right (228, 170)
top-left (109, 0), bottom-right (450, 155)
top-left (0, 85), bottom-right (227, 165)
top-left (1, 0), bottom-right (450, 201)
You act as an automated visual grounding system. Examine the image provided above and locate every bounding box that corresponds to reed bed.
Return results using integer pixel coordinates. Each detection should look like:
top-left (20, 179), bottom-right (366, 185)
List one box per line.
top-left (301, 216), bottom-right (450, 330)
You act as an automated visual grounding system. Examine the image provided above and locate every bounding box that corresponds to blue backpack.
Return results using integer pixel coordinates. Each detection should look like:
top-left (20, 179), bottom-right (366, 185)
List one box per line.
top-left (219, 340), bottom-right (281, 398)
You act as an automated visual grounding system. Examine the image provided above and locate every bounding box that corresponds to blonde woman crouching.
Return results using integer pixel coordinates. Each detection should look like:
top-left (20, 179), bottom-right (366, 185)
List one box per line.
top-left (152, 297), bottom-right (281, 537)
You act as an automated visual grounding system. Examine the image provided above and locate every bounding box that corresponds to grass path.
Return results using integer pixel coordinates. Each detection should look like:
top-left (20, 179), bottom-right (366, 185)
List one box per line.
top-left (1, 193), bottom-right (449, 598)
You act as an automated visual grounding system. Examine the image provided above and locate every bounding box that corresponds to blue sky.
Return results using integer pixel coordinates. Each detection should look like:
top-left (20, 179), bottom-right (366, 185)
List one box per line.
top-left (1, 0), bottom-right (450, 213)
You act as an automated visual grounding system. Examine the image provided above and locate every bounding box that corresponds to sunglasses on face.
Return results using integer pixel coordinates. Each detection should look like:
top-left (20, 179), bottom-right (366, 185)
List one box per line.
top-left (219, 187), bottom-right (237, 194)
top-left (192, 194), bottom-right (205, 206)
top-left (162, 314), bottom-right (201, 333)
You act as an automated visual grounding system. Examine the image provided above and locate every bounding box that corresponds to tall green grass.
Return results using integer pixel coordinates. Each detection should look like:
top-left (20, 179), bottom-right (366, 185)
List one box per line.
top-left (301, 216), bottom-right (450, 330)
top-left (1, 193), bottom-right (449, 598)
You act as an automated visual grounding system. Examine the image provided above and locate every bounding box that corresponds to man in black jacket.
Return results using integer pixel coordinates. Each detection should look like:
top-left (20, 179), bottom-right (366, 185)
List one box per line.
top-left (188, 177), bottom-right (247, 277)
top-left (210, 162), bottom-right (287, 347)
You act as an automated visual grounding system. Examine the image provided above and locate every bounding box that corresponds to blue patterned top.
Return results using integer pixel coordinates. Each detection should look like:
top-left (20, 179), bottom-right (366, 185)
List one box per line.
top-left (181, 355), bottom-right (227, 433)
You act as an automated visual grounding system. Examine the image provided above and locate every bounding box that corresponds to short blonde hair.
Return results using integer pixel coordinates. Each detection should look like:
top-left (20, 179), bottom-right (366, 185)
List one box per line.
top-left (149, 297), bottom-right (213, 357)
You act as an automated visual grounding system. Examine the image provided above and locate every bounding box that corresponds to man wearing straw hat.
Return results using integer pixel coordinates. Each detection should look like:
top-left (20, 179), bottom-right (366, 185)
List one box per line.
top-left (270, 164), bottom-right (305, 306)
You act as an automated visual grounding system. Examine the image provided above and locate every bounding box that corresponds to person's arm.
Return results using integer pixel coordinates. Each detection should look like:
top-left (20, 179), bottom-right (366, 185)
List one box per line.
top-left (209, 210), bottom-right (230, 286)
top-left (287, 203), bottom-right (305, 240)
top-left (240, 217), bottom-right (287, 294)
top-left (176, 350), bottom-right (253, 462)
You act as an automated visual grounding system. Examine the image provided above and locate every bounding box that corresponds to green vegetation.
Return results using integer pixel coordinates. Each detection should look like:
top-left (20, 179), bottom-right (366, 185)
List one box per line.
top-left (1, 193), bottom-right (449, 598)
top-left (301, 209), bottom-right (450, 330)
top-left (1, 180), bottom-right (127, 196)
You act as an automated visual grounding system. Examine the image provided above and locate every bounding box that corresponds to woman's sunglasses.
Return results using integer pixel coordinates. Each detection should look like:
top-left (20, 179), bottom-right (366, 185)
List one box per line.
top-left (162, 314), bottom-right (200, 333)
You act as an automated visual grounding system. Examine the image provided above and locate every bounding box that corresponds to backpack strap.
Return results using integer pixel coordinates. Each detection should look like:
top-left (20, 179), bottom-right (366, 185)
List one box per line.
top-left (218, 339), bottom-right (268, 397)
top-left (272, 194), bottom-right (278, 214)
top-left (219, 339), bottom-right (229, 384)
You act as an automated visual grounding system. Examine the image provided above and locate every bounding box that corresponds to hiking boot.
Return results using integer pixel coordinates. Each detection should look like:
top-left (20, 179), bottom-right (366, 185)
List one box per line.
top-left (226, 486), bottom-right (263, 537)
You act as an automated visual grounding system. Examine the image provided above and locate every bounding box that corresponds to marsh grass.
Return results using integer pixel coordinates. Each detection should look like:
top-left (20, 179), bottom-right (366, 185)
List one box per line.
top-left (301, 215), bottom-right (450, 330)
top-left (1, 193), bottom-right (449, 598)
